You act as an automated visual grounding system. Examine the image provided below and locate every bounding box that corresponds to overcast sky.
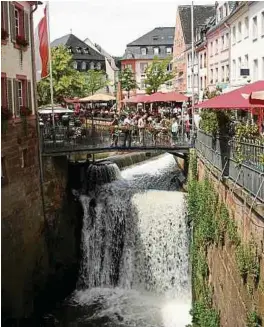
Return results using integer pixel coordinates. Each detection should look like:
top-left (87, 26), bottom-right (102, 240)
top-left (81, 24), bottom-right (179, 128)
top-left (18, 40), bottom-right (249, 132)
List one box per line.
top-left (34, 0), bottom-right (214, 57)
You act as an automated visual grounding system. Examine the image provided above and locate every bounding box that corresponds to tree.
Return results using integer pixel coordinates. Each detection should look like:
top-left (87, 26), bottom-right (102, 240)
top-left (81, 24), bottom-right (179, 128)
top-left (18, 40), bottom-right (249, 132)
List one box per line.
top-left (85, 70), bottom-right (109, 95)
top-left (37, 46), bottom-right (107, 106)
top-left (144, 56), bottom-right (175, 94)
top-left (119, 67), bottom-right (138, 98)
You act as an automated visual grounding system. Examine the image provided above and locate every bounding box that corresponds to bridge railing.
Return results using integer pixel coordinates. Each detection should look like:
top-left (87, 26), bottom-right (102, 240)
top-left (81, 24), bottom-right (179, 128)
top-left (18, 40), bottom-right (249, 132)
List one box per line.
top-left (196, 130), bottom-right (264, 202)
top-left (40, 124), bottom-right (189, 153)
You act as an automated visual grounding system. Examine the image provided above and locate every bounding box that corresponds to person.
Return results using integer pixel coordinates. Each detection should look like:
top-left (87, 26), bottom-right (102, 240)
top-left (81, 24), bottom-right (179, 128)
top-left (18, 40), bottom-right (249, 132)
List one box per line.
top-left (138, 115), bottom-right (145, 145)
top-left (123, 115), bottom-right (132, 147)
top-left (171, 118), bottom-right (179, 145)
top-left (110, 115), bottom-right (119, 147)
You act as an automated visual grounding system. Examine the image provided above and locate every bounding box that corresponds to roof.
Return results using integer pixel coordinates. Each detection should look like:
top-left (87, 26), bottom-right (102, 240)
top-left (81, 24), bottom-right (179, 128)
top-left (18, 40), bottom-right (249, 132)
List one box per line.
top-left (178, 5), bottom-right (215, 45)
top-left (195, 81), bottom-right (264, 109)
top-left (127, 27), bottom-right (175, 46)
top-left (51, 34), bottom-right (105, 61)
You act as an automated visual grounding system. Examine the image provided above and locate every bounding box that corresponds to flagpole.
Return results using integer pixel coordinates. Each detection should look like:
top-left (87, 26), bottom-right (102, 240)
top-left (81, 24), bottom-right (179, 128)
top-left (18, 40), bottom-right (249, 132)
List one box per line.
top-left (46, 2), bottom-right (55, 128)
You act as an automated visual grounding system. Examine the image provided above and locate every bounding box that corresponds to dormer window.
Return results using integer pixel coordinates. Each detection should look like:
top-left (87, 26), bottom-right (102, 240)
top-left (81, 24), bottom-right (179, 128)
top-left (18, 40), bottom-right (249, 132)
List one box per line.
top-left (67, 47), bottom-right (72, 53)
top-left (141, 48), bottom-right (147, 55)
top-left (84, 48), bottom-right (89, 54)
top-left (76, 47), bottom-right (82, 54)
top-left (153, 47), bottom-right (160, 55)
top-left (153, 36), bottom-right (159, 41)
top-left (90, 62), bottom-right (94, 69)
top-left (166, 47), bottom-right (172, 54)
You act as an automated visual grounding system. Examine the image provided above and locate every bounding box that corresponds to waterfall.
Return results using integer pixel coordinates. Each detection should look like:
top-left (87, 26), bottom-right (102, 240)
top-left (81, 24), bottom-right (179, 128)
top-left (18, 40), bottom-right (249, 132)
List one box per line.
top-left (72, 154), bottom-right (191, 326)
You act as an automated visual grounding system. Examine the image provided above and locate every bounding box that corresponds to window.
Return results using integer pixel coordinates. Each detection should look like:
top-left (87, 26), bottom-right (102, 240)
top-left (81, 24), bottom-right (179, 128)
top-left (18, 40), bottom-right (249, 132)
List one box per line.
top-left (261, 12), bottom-right (264, 36)
top-left (204, 76), bottom-right (207, 88)
top-left (18, 80), bottom-right (23, 110)
top-left (141, 48), bottom-right (147, 55)
top-left (226, 65), bottom-right (229, 80)
top-left (81, 61), bottom-right (86, 70)
top-left (90, 62), bottom-right (94, 69)
top-left (219, 7), bottom-right (223, 21)
top-left (210, 42), bottom-right (213, 56)
top-left (1, 76), bottom-right (7, 108)
top-left (221, 66), bottom-right (225, 82)
top-left (224, 3), bottom-right (228, 17)
top-left (204, 53), bottom-right (206, 67)
top-left (238, 21), bottom-right (242, 42)
top-left (76, 47), bottom-right (82, 53)
top-left (200, 77), bottom-right (203, 90)
top-left (125, 64), bottom-right (132, 71)
top-left (215, 68), bottom-right (218, 82)
top-left (225, 33), bottom-right (229, 48)
top-left (14, 5), bottom-right (24, 38)
top-left (153, 47), bottom-right (160, 55)
top-left (84, 48), bottom-right (89, 54)
top-left (232, 26), bottom-right (236, 44)
top-left (73, 61), bottom-right (78, 69)
top-left (210, 69), bottom-right (213, 84)
top-left (15, 8), bottom-right (19, 37)
top-left (245, 54), bottom-right (248, 68)
top-left (221, 35), bottom-right (225, 50)
top-left (153, 36), bottom-right (159, 41)
top-left (253, 59), bottom-right (258, 80)
top-left (166, 47), bottom-right (172, 54)
top-left (244, 17), bottom-right (249, 38)
top-left (232, 60), bottom-right (236, 79)
top-left (67, 47), bottom-right (72, 53)
top-left (140, 79), bottom-right (145, 89)
top-left (167, 63), bottom-right (172, 72)
top-left (238, 57), bottom-right (242, 77)
top-left (140, 63), bottom-right (148, 73)
top-left (200, 54), bottom-right (202, 69)
top-left (96, 62), bottom-right (101, 70)
top-left (253, 16), bottom-right (258, 40)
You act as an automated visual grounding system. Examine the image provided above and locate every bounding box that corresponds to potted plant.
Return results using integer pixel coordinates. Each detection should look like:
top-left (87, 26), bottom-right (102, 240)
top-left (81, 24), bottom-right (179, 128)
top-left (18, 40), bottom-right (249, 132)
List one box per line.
top-left (16, 35), bottom-right (29, 48)
top-left (1, 28), bottom-right (9, 41)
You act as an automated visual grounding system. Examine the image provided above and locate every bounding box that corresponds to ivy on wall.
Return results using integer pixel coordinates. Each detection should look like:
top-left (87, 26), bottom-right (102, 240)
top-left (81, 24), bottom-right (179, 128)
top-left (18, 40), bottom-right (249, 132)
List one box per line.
top-left (187, 151), bottom-right (263, 327)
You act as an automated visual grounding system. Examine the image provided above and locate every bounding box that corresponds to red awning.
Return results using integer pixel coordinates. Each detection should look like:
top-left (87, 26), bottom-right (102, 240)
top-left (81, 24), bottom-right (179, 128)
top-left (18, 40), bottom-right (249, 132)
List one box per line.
top-left (123, 94), bottom-right (149, 103)
top-left (249, 90), bottom-right (264, 105)
top-left (195, 81), bottom-right (264, 109)
top-left (145, 91), bottom-right (188, 103)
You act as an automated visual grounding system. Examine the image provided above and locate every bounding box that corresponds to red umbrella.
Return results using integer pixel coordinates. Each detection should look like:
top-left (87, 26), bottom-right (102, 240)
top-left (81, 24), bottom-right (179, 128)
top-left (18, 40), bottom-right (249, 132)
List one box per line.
top-left (145, 91), bottom-right (188, 103)
top-left (249, 90), bottom-right (264, 105)
top-left (123, 94), bottom-right (149, 103)
top-left (195, 81), bottom-right (264, 109)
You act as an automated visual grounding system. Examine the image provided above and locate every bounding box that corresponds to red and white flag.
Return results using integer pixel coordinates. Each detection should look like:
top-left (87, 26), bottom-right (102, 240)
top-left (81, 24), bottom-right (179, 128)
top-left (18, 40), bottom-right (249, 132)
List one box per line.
top-left (35, 6), bottom-right (49, 82)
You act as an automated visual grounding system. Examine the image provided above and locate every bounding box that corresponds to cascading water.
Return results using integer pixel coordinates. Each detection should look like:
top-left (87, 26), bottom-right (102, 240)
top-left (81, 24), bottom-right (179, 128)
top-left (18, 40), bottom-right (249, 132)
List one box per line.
top-left (52, 154), bottom-right (191, 327)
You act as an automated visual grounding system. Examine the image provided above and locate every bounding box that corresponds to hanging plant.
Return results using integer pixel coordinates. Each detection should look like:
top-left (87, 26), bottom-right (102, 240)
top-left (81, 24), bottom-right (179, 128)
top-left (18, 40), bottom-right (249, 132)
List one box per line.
top-left (20, 106), bottom-right (32, 135)
top-left (16, 35), bottom-right (29, 48)
top-left (1, 28), bottom-right (9, 40)
top-left (1, 106), bottom-right (12, 134)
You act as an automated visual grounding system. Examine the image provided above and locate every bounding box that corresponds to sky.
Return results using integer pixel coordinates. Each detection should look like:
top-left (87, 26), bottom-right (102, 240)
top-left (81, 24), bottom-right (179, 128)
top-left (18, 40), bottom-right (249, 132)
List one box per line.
top-left (34, 0), bottom-right (214, 57)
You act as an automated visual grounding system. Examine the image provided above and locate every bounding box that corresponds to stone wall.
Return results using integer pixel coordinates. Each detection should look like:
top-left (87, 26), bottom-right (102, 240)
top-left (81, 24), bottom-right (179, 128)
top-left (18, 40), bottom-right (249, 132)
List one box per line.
top-left (1, 119), bottom-right (48, 320)
top-left (197, 156), bottom-right (264, 326)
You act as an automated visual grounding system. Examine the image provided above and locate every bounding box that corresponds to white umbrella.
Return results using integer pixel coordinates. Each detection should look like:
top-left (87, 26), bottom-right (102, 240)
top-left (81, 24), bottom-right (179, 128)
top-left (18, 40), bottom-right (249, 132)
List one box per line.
top-left (79, 94), bottom-right (116, 102)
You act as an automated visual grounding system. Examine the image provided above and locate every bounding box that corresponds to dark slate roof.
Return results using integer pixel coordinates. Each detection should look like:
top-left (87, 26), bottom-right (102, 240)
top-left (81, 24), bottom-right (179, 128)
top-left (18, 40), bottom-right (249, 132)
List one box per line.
top-left (51, 34), bottom-right (105, 61)
top-left (127, 27), bottom-right (175, 46)
top-left (178, 5), bottom-right (215, 45)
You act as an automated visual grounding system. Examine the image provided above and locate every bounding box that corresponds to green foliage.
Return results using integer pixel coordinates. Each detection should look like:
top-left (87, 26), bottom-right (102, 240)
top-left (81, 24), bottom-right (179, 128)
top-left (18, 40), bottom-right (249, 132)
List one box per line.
top-left (235, 241), bottom-right (260, 284)
top-left (119, 67), bottom-right (138, 97)
top-left (85, 70), bottom-right (109, 95)
top-left (199, 110), bottom-right (231, 136)
top-left (37, 46), bottom-right (107, 106)
top-left (144, 56), bottom-right (175, 94)
top-left (191, 301), bottom-right (220, 327)
top-left (235, 123), bottom-right (260, 140)
top-left (246, 311), bottom-right (262, 327)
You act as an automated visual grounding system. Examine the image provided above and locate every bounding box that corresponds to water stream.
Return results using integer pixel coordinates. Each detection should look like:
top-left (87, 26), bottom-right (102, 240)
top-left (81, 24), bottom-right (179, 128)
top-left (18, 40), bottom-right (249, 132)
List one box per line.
top-left (49, 153), bottom-right (191, 327)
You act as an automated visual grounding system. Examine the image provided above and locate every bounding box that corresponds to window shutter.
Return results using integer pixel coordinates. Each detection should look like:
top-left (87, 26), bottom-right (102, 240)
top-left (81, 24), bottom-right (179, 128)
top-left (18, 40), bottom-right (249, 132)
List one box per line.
top-left (24, 11), bottom-right (29, 43)
top-left (27, 81), bottom-right (32, 113)
top-left (9, 3), bottom-right (16, 42)
top-left (7, 79), bottom-right (13, 115)
top-left (13, 79), bottom-right (20, 117)
top-left (2, 2), bottom-right (8, 33)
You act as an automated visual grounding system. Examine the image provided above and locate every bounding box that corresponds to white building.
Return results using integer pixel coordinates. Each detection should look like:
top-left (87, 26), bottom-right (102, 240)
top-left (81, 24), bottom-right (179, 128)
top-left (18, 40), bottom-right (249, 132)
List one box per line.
top-left (186, 48), bottom-right (199, 97)
top-left (228, 1), bottom-right (264, 90)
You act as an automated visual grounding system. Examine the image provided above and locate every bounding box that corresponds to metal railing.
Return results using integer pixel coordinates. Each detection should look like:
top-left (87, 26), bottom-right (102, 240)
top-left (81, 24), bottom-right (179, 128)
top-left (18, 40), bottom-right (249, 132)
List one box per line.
top-left (40, 124), bottom-right (191, 154)
top-left (196, 130), bottom-right (264, 202)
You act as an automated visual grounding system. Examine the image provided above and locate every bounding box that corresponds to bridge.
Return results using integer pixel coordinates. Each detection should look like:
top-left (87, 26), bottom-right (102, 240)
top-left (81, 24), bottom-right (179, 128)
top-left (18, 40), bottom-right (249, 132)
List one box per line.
top-left (40, 125), bottom-right (192, 157)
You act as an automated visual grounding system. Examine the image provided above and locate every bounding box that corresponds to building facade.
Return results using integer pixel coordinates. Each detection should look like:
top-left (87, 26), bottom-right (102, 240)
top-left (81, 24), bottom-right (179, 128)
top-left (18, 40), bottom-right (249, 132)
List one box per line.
top-left (121, 27), bottom-right (175, 95)
top-left (173, 5), bottom-right (215, 93)
top-left (84, 37), bottom-right (119, 95)
top-left (1, 1), bottom-right (47, 319)
top-left (51, 34), bottom-right (106, 73)
top-left (227, 1), bottom-right (264, 90)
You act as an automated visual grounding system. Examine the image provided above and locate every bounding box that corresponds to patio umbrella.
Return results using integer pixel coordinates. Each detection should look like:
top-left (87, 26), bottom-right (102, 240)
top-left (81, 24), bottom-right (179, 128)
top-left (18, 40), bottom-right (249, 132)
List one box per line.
top-left (145, 91), bottom-right (188, 103)
top-left (195, 81), bottom-right (264, 109)
top-left (249, 90), bottom-right (264, 105)
top-left (124, 94), bottom-right (149, 103)
top-left (79, 94), bottom-right (116, 102)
